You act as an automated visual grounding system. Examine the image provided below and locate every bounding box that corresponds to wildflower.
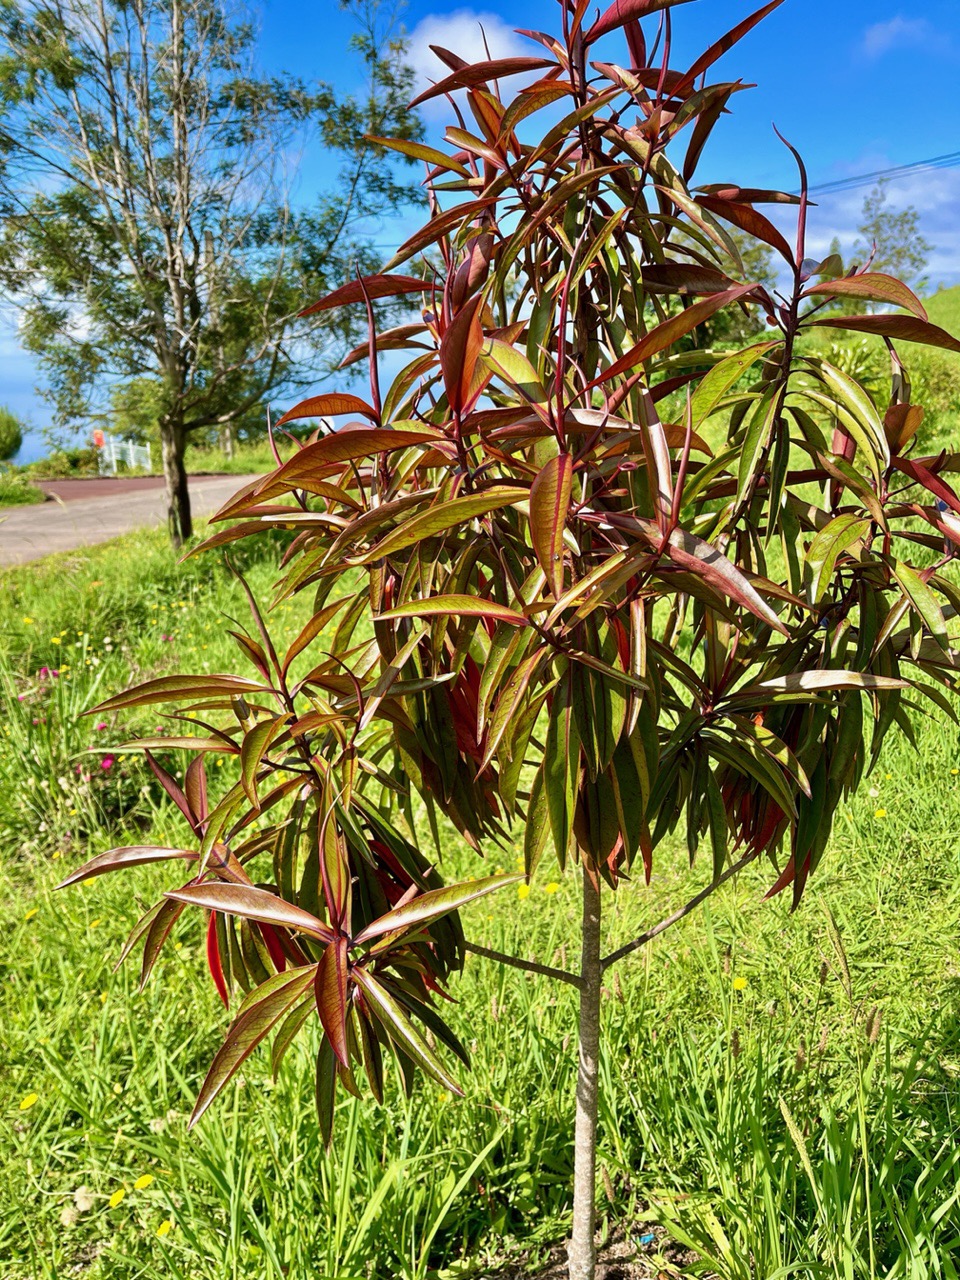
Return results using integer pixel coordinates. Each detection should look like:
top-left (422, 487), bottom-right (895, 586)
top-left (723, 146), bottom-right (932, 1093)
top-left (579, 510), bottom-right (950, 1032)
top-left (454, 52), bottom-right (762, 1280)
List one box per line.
top-left (50, 637), bottom-right (61, 645)
top-left (22, 616), bottom-right (34, 625)
top-left (100, 756), bottom-right (115, 771)
top-left (90, 919), bottom-right (102, 928)
top-left (133, 1174), bottom-right (154, 1190)
top-left (73, 1186), bottom-right (95, 1212)
top-left (953, 768), bottom-right (959, 776)
top-left (95, 722), bottom-right (108, 731)
top-left (38, 666), bottom-right (49, 678)
top-left (732, 976), bottom-right (748, 991)
top-left (24, 908), bottom-right (38, 922)
top-left (108, 1188), bottom-right (125, 1208)
top-left (19, 1092), bottom-right (39, 1111)
top-left (874, 808), bottom-right (887, 819)
top-left (157, 1220), bottom-right (173, 1237)
top-left (113, 1082), bottom-right (123, 1094)
top-left (545, 882), bottom-right (560, 894)
top-left (517, 883), bottom-right (531, 900)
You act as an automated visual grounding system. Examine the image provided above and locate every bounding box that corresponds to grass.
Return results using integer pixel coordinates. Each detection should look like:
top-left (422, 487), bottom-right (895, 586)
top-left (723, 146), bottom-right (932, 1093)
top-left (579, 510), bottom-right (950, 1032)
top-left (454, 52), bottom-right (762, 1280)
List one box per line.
top-left (0, 471), bottom-right (45, 508)
top-left (3, 526), bottom-right (960, 1278)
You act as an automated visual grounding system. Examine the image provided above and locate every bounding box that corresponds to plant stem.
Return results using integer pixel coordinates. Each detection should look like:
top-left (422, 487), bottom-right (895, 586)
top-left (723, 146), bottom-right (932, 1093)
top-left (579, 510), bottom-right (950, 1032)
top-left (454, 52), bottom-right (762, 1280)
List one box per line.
top-left (463, 941), bottom-right (582, 989)
top-left (568, 869), bottom-right (602, 1280)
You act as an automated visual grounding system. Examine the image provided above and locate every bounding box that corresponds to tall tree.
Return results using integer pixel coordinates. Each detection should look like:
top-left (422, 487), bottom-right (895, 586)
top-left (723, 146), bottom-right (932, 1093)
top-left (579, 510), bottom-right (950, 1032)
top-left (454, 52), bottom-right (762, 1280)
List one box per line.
top-left (854, 180), bottom-right (933, 293)
top-left (0, 0), bottom-right (421, 545)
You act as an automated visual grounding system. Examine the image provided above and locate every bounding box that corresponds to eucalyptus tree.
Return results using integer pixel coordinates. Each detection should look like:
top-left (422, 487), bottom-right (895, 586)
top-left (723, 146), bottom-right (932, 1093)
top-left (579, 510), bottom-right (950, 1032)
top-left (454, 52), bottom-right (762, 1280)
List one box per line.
top-left (59, 1), bottom-right (960, 1276)
top-left (0, 0), bottom-right (421, 543)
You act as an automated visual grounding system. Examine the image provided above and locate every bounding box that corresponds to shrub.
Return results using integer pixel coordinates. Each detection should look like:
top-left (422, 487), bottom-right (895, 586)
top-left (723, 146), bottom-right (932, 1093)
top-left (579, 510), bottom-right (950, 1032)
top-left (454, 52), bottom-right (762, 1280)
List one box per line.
top-left (0, 405), bottom-right (22, 461)
top-left (59, 3), bottom-right (960, 1276)
top-left (0, 472), bottom-right (43, 506)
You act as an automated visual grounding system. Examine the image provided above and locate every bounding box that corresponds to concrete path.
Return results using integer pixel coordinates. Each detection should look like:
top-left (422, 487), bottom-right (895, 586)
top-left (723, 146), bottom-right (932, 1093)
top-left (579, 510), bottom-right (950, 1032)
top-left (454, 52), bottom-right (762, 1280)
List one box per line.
top-left (0, 474), bottom-right (261, 568)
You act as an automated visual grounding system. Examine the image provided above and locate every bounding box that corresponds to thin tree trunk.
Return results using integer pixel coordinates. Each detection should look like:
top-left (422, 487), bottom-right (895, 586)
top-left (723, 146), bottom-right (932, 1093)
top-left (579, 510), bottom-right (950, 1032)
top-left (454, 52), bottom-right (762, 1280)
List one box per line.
top-left (568, 869), bottom-right (602, 1280)
top-left (161, 422), bottom-right (192, 547)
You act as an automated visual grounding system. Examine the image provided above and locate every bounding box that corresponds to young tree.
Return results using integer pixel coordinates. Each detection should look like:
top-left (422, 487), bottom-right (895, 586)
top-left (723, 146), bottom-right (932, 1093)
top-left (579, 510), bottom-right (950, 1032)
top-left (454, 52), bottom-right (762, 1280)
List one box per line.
top-left (855, 180), bottom-right (933, 294)
top-left (59, 2), bottom-right (960, 1277)
top-left (0, 0), bottom-right (421, 545)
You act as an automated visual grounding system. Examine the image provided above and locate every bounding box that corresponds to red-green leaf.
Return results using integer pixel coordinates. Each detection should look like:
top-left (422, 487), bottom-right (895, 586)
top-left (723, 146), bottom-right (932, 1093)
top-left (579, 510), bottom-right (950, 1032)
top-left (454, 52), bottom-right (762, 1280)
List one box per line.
top-left (93, 674), bottom-right (273, 713)
top-left (239, 715), bottom-right (291, 807)
top-left (409, 56), bottom-right (556, 108)
top-left (377, 595), bottom-right (528, 626)
top-left (301, 274), bottom-right (433, 316)
top-left (810, 314), bottom-right (960, 355)
top-left (354, 873), bottom-right (522, 946)
top-left (697, 195), bottom-right (795, 265)
top-left (587, 0), bottom-right (696, 43)
top-left (275, 395), bottom-right (378, 427)
top-left (315, 938), bottom-right (350, 1067)
top-left (352, 970), bottom-right (463, 1095)
top-left (804, 273), bottom-right (927, 319)
top-left (165, 882), bottom-right (333, 942)
top-left (190, 967), bottom-right (317, 1125)
top-left (361, 486), bottom-right (527, 562)
top-left (529, 454), bottom-right (573, 598)
top-left (440, 295), bottom-right (485, 415)
top-left (56, 846), bottom-right (198, 889)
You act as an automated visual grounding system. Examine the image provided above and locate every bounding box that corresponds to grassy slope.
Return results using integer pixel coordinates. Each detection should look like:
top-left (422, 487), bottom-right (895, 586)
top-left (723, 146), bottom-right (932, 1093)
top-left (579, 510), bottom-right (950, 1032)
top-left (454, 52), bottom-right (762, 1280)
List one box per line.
top-left (2, 529), bottom-right (960, 1278)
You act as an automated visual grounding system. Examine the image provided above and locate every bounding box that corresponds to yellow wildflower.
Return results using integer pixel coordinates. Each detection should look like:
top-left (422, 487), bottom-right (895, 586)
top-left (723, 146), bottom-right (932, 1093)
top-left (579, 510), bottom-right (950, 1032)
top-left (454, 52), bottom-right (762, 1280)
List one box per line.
top-left (24, 908), bottom-right (38, 922)
top-left (19, 1092), bottom-right (39, 1111)
top-left (545, 882), bottom-right (560, 894)
top-left (22, 616), bottom-right (34, 625)
top-left (517, 883), bottom-right (531, 900)
top-left (108, 1188), bottom-right (125, 1208)
top-left (874, 808), bottom-right (887, 819)
top-left (732, 976), bottom-right (748, 991)
top-left (157, 1220), bottom-right (173, 1237)
top-left (133, 1174), bottom-right (154, 1190)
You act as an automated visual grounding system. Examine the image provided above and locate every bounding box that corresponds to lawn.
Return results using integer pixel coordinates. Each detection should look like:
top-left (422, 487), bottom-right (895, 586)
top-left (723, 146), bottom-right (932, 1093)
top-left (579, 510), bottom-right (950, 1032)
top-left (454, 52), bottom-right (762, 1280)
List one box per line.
top-left (3, 524), bottom-right (960, 1278)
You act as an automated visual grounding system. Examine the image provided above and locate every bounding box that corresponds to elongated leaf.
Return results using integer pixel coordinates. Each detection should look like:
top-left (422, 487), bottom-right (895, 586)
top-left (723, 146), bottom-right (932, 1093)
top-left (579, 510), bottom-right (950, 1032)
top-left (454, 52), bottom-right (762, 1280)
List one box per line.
top-left (805, 514), bottom-right (869, 602)
top-left (93, 674), bottom-right (273, 713)
top-left (275, 395), bottom-right (378, 427)
top-left (544, 671), bottom-right (580, 865)
top-left (301, 274), bottom-right (433, 316)
top-left (587, 0), bottom-right (695, 42)
top-left (239, 715), bottom-right (291, 807)
top-left (530, 454), bottom-right (573, 598)
top-left (190, 967), bottom-right (316, 1125)
top-left (409, 56), bottom-right (556, 107)
top-left (377, 596), bottom-right (527, 626)
top-left (755, 671), bottom-right (910, 693)
top-left (354, 874), bottom-right (521, 945)
top-left (803, 273), bottom-right (927, 320)
top-left (892, 455), bottom-right (960, 515)
top-left (353, 970), bottom-right (463, 1094)
top-left (252, 427), bottom-right (443, 498)
top-left (892, 561), bottom-right (949, 653)
top-left (697, 194), bottom-right (796, 264)
top-left (315, 938), bottom-right (350, 1067)
top-left (588, 285), bottom-right (757, 388)
top-left (57, 846), bottom-right (197, 889)
top-left (365, 135), bottom-right (471, 177)
top-left (165, 882), bottom-right (333, 942)
top-left (674, 0), bottom-right (785, 95)
top-left (810, 314), bottom-right (960, 355)
top-left (362, 487), bottom-right (527, 561)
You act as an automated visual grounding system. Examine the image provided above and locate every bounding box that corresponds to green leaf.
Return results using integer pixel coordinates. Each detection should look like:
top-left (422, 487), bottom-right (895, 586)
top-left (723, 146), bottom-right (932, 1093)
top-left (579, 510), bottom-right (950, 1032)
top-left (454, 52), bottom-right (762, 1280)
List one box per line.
top-left (803, 273), bottom-right (927, 320)
top-left (690, 341), bottom-right (780, 425)
top-left (239, 714), bottom-right (292, 807)
top-left (891, 562), bottom-right (950, 653)
top-left (804, 514), bottom-right (869, 603)
top-left (544, 670), bottom-right (580, 866)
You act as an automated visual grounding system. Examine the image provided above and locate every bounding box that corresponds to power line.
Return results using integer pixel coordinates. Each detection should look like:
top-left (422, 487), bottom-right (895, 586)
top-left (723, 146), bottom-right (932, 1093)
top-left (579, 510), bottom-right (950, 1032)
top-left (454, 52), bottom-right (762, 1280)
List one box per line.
top-left (807, 151), bottom-right (960, 196)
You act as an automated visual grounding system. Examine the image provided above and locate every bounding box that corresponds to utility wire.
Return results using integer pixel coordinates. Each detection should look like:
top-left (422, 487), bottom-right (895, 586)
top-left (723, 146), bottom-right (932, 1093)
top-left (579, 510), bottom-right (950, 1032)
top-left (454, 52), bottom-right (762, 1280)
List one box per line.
top-left (806, 151), bottom-right (960, 196)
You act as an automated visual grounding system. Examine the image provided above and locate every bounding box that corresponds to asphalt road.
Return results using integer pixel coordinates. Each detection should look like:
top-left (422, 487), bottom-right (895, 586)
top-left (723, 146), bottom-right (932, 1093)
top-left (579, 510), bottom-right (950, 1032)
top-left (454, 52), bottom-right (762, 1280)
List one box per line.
top-left (0, 474), bottom-right (262, 568)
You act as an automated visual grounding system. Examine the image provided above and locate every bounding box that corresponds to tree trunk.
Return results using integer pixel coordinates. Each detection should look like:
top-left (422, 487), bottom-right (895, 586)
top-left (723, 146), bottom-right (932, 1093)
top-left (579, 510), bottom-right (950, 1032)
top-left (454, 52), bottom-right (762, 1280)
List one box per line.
top-left (161, 422), bottom-right (192, 547)
top-left (221, 421), bottom-right (234, 460)
top-left (568, 869), bottom-right (602, 1280)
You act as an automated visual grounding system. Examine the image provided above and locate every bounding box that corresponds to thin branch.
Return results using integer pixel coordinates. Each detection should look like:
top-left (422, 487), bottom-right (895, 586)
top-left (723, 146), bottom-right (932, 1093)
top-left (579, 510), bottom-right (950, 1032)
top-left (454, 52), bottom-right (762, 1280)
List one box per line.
top-left (600, 851), bottom-right (759, 972)
top-left (464, 941), bottom-right (583, 989)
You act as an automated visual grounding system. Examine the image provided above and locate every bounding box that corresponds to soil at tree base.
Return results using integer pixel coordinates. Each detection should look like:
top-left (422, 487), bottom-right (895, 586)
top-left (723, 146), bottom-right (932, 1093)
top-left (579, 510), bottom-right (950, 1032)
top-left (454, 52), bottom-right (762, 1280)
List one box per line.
top-left (488, 1226), bottom-right (700, 1279)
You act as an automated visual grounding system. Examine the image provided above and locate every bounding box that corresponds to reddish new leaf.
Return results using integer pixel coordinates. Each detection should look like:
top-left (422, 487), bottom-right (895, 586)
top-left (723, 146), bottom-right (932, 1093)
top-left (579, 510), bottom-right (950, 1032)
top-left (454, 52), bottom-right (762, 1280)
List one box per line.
top-left (301, 274), bottom-right (433, 316)
top-left (803, 273), bottom-right (928, 321)
top-left (206, 913), bottom-right (229, 1008)
top-left (409, 57), bottom-right (556, 108)
top-left (697, 194), bottom-right (796, 265)
top-left (587, 0), bottom-right (696, 44)
top-left (315, 938), bottom-right (350, 1067)
top-left (165, 882), bottom-right (333, 942)
top-left (810, 314), bottom-right (960, 355)
top-left (56, 846), bottom-right (197, 889)
top-left (275, 395), bottom-right (379, 427)
top-left (377, 596), bottom-right (528, 626)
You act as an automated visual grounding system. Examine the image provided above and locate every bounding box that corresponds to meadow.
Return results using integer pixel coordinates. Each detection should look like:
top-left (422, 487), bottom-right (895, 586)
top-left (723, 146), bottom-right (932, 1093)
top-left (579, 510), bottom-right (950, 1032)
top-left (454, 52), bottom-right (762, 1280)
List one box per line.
top-left (3, 470), bottom-right (960, 1277)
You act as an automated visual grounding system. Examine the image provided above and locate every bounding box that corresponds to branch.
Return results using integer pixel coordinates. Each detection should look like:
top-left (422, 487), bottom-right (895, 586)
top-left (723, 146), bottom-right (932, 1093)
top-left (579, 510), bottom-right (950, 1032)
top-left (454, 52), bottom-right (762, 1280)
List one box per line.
top-left (600, 851), bottom-right (759, 972)
top-left (464, 941), bottom-right (582, 989)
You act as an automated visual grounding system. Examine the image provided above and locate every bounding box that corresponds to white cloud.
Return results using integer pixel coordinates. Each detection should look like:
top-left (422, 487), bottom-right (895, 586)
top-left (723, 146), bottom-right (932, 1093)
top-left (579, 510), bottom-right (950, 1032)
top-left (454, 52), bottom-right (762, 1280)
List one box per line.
top-left (861, 16), bottom-right (932, 59)
top-left (407, 9), bottom-right (531, 117)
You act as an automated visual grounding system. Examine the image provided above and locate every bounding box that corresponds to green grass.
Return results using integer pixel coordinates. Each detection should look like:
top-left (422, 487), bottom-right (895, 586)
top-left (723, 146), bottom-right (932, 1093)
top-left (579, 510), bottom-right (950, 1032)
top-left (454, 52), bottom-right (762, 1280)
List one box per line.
top-left (3, 528), bottom-right (960, 1278)
top-left (0, 471), bottom-right (45, 507)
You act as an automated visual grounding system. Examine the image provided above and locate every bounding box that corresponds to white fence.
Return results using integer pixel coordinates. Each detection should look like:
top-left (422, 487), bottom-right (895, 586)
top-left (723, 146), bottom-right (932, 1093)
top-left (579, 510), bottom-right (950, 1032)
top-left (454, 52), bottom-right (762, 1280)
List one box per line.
top-left (97, 438), bottom-right (152, 475)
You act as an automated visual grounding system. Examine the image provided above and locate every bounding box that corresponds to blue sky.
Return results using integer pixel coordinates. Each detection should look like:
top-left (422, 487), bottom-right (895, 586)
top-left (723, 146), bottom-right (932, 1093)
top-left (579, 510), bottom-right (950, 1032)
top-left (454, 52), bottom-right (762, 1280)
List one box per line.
top-left (6, 0), bottom-right (960, 458)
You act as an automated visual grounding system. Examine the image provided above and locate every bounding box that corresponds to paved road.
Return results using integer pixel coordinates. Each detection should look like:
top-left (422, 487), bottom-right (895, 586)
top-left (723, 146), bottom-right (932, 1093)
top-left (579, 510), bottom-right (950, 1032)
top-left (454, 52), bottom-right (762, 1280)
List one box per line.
top-left (0, 474), bottom-right (261, 568)
top-left (36, 475), bottom-right (189, 502)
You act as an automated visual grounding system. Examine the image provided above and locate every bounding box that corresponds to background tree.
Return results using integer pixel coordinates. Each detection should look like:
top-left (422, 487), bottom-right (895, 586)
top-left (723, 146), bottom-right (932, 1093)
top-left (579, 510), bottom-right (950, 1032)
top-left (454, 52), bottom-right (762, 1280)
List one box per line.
top-left (854, 179), bottom-right (933, 294)
top-left (58, 3), bottom-right (960, 1279)
top-left (0, 404), bottom-right (22, 460)
top-left (0, 0), bottom-right (422, 544)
